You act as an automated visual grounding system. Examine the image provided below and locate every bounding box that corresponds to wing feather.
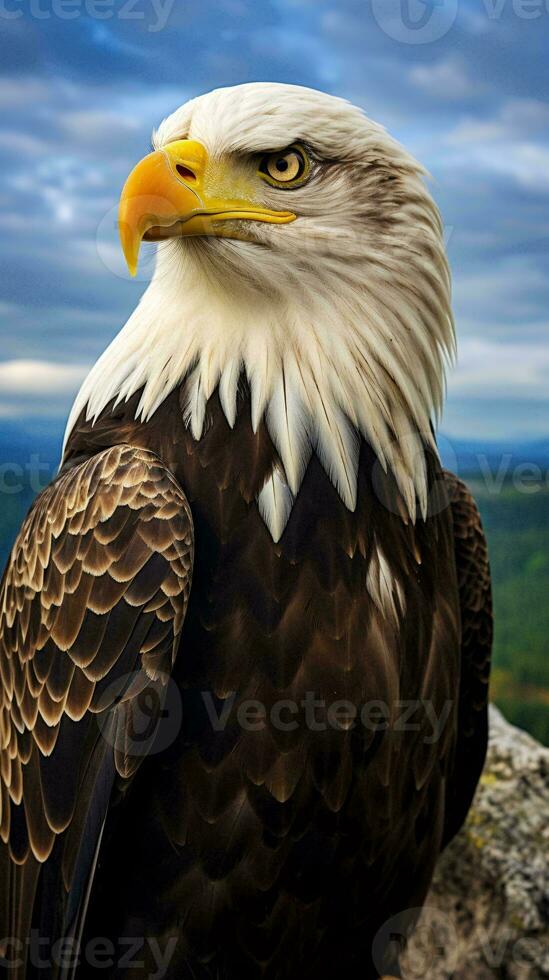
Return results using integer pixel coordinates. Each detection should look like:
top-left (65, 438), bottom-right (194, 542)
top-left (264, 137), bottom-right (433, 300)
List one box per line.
top-left (0, 444), bottom-right (193, 975)
top-left (442, 470), bottom-right (492, 847)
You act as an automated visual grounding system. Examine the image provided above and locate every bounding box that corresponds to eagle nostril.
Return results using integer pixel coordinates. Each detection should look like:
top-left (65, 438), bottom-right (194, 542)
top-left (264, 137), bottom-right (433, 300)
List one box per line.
top-left (176, 164), bottom-right (197, 182)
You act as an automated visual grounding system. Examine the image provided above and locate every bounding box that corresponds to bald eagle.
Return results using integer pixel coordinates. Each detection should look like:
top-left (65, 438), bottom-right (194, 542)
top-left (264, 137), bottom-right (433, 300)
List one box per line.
top-left (0, 83), bottom-right (491, 979)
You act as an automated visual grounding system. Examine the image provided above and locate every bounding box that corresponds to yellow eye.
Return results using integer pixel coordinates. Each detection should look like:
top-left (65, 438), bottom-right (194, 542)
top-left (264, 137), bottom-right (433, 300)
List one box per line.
top-left (259, 146), bottom-right (309, 187)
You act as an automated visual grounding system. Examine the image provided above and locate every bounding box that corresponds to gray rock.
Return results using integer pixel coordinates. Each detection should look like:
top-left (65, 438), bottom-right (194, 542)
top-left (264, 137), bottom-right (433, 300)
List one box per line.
top-left (402, 706), bottom-right (549, 979)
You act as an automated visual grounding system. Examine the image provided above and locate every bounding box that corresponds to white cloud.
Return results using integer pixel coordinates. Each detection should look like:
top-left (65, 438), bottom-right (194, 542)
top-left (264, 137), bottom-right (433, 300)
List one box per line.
top-left (0, 78), bottom-right (46, 108)
top-left (409, 58), bottom-right (478, 100)
top-left (459, 8), bottom-right (493, 35)
top-left (0, 301), bottom-right (20, 316)
top-left (483, 143), bottom-right (549, 191)
top-left (448, 338), bottom-right (549, 401)
top-left (0, 130), bottom-right (50, 156)
top-left (444, 142), bottom-right (549, 192)
top-left (0, 213), bottom-right (31, 232)
top-left (449, 99), bottom-right (549, 144)
top-left (60, 110), bottom-right (141, 144)
top-left (445, 99), bottom-right (549, 190)
top-left (453, 256), bottom-right (548, 326)
top-left (0, 360), bottom-right (89, 396)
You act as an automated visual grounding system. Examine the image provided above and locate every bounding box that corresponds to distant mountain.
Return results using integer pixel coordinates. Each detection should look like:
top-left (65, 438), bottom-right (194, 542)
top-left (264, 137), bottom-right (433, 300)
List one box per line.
top-left (0, 419), bottom-right (547, 481)
top-left (440, 437), bottom-right (549, 470)
top-left (0, 420), bottom-right (65, 570)
top-left (0, 417), bottom-right (64, 469)
top-left (439, 437), bottom-right (549, 480)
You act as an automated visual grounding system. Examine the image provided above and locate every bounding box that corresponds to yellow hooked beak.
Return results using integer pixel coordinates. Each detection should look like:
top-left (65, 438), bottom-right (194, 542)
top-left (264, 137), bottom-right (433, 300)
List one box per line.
top-left (119, 139), bottom-right (297, 275)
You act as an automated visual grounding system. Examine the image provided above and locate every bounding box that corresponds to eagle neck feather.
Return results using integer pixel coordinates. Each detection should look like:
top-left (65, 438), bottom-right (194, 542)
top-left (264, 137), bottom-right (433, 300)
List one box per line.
top-left (65, 237), bottom-right (453, 542)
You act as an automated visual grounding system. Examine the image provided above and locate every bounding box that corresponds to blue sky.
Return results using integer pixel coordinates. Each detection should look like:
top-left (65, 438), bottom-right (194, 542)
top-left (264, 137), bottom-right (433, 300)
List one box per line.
top-left (0, 0), bottom-right (547, 440)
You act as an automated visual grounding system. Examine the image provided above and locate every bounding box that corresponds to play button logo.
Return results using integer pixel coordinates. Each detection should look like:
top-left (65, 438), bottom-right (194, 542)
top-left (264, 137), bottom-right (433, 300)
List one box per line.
top-left (371, 0), bottom-right (459, 44)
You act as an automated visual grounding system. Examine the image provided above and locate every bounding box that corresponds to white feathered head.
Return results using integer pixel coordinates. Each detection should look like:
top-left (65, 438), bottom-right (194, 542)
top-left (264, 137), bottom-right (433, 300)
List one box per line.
top-left (69, 83), bottom-right (454, 538)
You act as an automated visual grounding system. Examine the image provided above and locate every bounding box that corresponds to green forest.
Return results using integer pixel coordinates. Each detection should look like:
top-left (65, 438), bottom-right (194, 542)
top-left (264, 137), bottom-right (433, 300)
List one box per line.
top-left (471, 479), bottom-right (549, 745)
top-left (0, 431), bottom-right (547, 744)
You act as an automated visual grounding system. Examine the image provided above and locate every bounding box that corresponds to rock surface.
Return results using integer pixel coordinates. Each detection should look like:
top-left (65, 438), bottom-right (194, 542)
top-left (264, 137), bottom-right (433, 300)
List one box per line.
top-left (403, 706), bottom-right (549, 979)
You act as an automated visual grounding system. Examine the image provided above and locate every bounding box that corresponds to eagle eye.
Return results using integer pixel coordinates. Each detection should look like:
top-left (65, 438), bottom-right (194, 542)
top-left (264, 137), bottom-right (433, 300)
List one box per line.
top-left (258, 145), bottom-right (310, 188)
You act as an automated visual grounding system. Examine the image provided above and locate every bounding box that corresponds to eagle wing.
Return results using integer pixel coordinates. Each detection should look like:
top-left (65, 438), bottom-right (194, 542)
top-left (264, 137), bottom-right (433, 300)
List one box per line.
top-left (443, 470), bottom-right (493, 847)
top-left (0, 445), bottom-right (193, 973)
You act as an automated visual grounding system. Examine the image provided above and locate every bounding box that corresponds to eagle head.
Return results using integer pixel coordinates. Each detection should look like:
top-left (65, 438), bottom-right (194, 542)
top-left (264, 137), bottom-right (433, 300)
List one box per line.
top-left (119, 82), bottom-right (445, 303)
top-left (69, 83), bottom-right (455, 539)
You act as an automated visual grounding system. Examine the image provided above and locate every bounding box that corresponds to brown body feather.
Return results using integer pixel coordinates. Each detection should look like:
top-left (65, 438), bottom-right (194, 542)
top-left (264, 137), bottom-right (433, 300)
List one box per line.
top-left (0, 381), bottom-right (491, 979)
